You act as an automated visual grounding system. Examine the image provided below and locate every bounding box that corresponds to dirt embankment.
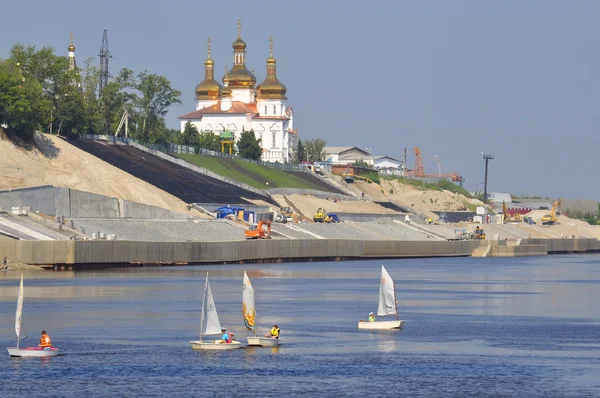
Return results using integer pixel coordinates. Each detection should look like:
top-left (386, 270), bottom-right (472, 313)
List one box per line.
top-left (0, 133), bottom-right (194, 214)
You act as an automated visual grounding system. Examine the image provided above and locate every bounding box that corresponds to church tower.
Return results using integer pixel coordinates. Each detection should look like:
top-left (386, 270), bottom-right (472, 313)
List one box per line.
top-left (195, 37), bottom-right (223, 110)
top-left (68, 33), bottom-right (82, 90)
top-left (220, 65), bottom-right (233, 112)
top-left (257, 36), bottom-right (287, 117)
top-left (223, 20), bottom-right (256, 103)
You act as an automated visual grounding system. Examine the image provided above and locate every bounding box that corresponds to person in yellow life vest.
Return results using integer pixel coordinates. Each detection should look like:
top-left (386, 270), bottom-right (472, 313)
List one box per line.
top-left (368, 312), bottom-right (376, 322)
top-left (265, 325), bottom-right (280, 339)
top-left (39, 330), bottom-right (52, 349)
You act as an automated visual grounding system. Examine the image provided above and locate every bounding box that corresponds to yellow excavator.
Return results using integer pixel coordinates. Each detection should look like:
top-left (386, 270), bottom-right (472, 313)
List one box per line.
top-left (502, 201), bottom-right (522, 223)
top-left (541, 198), bottom-right (561, 225)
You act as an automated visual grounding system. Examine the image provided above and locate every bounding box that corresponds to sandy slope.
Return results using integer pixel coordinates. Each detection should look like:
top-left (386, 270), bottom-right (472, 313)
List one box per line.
top-left (0, 133), bottom-right (195, 214)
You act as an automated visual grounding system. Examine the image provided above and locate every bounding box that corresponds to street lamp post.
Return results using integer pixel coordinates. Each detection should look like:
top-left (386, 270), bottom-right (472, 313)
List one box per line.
top-left (482, 153), bottom-right (494, 202)
top-left (434, 155), bottom-right (441, 177)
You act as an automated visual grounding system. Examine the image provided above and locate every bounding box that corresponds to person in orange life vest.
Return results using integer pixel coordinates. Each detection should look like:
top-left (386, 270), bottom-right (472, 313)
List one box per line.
top-left (39, 330), bottom-right (52, 348)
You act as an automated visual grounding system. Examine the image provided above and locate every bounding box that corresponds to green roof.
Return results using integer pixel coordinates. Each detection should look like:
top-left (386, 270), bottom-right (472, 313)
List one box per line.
top-left (220, 130), bottom-right (233, 140)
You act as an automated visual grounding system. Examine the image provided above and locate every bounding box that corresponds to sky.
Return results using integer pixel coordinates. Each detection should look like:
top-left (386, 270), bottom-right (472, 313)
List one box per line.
top-left (1, 0), bottom-right (599, 200)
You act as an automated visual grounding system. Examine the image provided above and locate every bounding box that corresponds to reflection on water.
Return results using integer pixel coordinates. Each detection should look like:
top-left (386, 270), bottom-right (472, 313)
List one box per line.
top-left (0, 255), bottom-right (599, 396)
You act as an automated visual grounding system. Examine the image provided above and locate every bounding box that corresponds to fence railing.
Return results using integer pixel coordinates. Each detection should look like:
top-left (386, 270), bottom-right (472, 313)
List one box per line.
top-left (81, 134), bottom-right (301, 171)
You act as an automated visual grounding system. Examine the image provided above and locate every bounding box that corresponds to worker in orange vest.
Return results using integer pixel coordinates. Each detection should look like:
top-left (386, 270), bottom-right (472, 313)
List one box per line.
top-left (39, 330), bottom-right (52, 349)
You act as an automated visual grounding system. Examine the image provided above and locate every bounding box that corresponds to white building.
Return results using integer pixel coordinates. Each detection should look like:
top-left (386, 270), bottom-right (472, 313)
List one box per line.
top-left (374, 156), bottom-right (403, 175)
top-left (178, 21), bottom-right (297, 163)
top-left (323, 146), bottom-right (373, 165)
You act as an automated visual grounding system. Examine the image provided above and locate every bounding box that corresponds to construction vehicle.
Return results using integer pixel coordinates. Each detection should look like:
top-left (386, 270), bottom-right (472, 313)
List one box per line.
top-left (474, 226), bottom-right (486, 240)
top-left (541, 198), bottom-right (561, 225)
top-left (501, 201), bottom-right (523, 223)
top-left (313, 208), bottom-right (332, 223)
top-left (280, 206), bottom-right (294, 221)
top-left (244, 220), bottom-right (272, 239)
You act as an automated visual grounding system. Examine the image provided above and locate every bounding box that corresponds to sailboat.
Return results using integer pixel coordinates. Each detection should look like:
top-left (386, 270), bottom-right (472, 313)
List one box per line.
top-left (7, 273), bottom-right (60, 357)
top-left (243, 271), bottom-right (279, 347)
top-left (190, 273), bottom-right (241, 350)
top-left (358, 265), bottom-right (405, 330)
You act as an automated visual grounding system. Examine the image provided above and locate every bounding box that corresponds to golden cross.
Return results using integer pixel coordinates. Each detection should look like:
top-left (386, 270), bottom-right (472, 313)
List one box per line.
top-left (207, 37), bottom-right (211, 58)
top-left (69, 33), bottom-right (73, 45)
top-left (237, 19), bottom-right (242, 38)
top-left (224, 65), bottom-right (228, 80)
top-left (269, 36), bottom-right (273, 57)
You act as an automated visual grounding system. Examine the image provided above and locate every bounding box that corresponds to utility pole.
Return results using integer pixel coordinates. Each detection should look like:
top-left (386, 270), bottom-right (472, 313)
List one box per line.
top-left (482, 153), bottom-right (494, 203)
top-left (403, 148), bottom-right (407, 178)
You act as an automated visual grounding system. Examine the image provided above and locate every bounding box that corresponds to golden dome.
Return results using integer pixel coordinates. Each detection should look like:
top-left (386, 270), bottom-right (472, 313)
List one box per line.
top-left (196, 37), bottom-right (222, 100)
top-left (257, 37), bottom-right (287, 100)
top-left (195, 79), bottom-right (222, 100)
top-left (68, 33), bottom-right (75, 52)
top-left (223, 64), bottom-right (256, 88)
top-left (257, 76), bottom-right (287, 99)
top-left (221, 65), bottom-right (233, 98)
top-left (233, 37), bottom-right (247, 51)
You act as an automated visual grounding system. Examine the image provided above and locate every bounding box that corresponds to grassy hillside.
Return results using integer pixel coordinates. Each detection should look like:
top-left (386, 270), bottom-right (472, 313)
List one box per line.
top-left (175, 154), bottom-right (328, 191)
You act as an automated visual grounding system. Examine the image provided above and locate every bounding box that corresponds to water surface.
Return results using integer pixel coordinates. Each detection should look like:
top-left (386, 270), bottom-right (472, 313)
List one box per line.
top-left (1, 255), bottom-right (599, 397)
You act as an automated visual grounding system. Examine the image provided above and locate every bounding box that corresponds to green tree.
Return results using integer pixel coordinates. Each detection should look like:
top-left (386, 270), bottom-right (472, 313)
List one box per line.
top-left (133, 71), bottom-right (181, 143)
top-left (198, 131), bottom-right (221, 152)
top-left (294, 138), bottom-right (305, 163)
top-left (237, 129), bottom-right (262, 160)
top-left (181, 121), bottom-right (199, 146)
top-left (303, 138), bottom-right (327, 162)
top-left (0, 60), bottom-right (49, 140)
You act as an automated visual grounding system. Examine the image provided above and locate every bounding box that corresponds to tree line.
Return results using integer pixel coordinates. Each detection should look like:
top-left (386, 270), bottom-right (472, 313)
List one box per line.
top-left (1, 42), bottom-right (329, 164)
top-left (0, 43), bottom-right (181, 144)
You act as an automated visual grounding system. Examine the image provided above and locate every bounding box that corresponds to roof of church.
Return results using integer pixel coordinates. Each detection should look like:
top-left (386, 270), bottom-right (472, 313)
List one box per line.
top-left (178, 101), bottom-right (258, 119)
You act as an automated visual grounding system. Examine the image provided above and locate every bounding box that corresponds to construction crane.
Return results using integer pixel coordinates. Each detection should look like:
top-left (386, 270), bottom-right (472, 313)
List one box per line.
top-left (413, 147), bottom-right (424, 177)
top-left (115, 110), bottom-right (129, 137)
top-left (408, 147), bottom-right (463, 184)
top-left (541, 198), bottom-right (561, 225)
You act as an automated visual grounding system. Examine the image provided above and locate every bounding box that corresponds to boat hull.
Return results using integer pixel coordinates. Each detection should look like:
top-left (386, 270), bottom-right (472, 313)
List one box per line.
top-left (7, 347), bottom-right (60, 357)
top-left (190, 340), bottom-right (242, 350)
top-left (358, 320), bottom-right (405, 330)
top-left (247, 337), bottom-right (279, 347)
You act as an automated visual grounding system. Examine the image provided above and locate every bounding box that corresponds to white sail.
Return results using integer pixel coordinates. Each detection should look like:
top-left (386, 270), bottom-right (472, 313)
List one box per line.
top-left (202, 276), bottom-right (222, 336)
top-left (15, 273), bottom-right (24, 345)
top-left (377, 265), bottom-right (397, 317)
top-left (242, 271), bottom-right (256, 332)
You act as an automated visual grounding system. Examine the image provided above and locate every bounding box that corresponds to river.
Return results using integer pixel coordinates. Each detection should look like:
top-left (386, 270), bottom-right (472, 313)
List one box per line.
top-left (1, 255), bottom-right (599, 397)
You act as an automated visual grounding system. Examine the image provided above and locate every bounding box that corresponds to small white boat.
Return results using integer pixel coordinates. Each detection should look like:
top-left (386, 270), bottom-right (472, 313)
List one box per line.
top-left (243, 272), bottom-right (279, 347)
top-left (358, 265), bottom-right (405, 330)
top-left (7, 273), bottom-right (60, 357)
top-left (190, 273), bottom-right (241, 351)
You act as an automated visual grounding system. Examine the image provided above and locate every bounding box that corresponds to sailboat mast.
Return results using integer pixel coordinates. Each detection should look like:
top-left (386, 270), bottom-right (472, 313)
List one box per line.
top-left (392, 278), bottom-right (399, 321)
top-left (199, 273), bottom-right (209, 343)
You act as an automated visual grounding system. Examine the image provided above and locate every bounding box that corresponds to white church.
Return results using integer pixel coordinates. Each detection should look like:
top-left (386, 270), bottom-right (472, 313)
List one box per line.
top-left (178, 21), bottom-right (297, 163)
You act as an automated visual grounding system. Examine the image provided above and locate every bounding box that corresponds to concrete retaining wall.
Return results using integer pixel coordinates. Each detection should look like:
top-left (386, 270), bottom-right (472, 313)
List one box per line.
top-left (1, 238), bottom-right (598, 267)
top-left (267, 188), bottom-right (356, 201)
top-left (0, 186), bottom-right (190, 220)
top-left (335, 213), bottom-right (406, 222)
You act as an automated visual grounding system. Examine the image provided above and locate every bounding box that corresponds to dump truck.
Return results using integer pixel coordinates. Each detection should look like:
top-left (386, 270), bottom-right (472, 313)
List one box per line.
top-left (244, 220), bottom-right (272, 239)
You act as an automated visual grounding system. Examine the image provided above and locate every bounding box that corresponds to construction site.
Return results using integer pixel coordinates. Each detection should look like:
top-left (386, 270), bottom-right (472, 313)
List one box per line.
top-left (1, 132), bottom-right (600, 270)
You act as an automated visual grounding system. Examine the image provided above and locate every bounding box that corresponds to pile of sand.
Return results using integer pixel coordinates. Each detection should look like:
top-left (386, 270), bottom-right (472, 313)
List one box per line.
top-left (0, 133), bottom-right (195, 214)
